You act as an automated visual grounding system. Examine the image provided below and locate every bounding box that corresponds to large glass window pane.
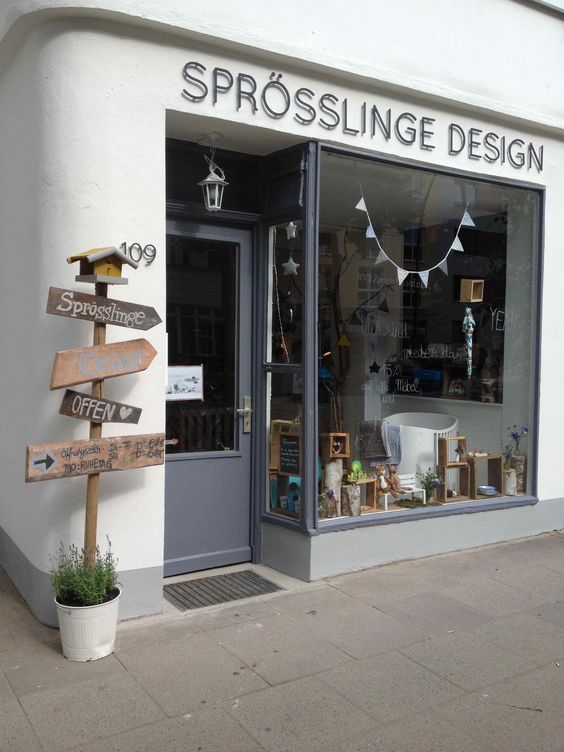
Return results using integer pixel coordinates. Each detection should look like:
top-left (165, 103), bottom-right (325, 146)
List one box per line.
top-left (318, 152), bottom-right (538, 519)
top-left (266, 371), bottom-right (303, 520)
top-left (166, 235), bottom-right (237, 454)
top-left (267, 221), bottom-right (304, 364)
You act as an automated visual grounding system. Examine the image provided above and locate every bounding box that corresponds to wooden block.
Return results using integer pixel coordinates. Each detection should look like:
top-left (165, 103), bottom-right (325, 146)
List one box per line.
top-left (460, 279), bottom-right (484, 303)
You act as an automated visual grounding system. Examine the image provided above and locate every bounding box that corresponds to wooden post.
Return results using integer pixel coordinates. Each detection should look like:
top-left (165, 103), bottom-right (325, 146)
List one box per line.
top-left (84, 282), bottom-right (107, 566)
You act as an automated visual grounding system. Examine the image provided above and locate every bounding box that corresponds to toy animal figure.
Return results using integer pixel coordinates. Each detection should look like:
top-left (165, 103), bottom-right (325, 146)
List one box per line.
top-left (386, 465), bottom-right (412, 499)
top-left (374, 464), bottom-right (391, 500)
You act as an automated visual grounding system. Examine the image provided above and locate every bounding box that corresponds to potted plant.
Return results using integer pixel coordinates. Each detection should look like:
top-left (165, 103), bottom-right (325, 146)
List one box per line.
top-left (50, 540), bottom-right (121, 662)
top-left (416, 465), bottom-right (441, 502)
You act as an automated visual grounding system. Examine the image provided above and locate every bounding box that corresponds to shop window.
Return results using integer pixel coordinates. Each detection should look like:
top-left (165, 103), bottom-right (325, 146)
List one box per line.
top-left (266, 220), bottom-right (304, 520)
top-left (317, 151), bottom-right (538, 521)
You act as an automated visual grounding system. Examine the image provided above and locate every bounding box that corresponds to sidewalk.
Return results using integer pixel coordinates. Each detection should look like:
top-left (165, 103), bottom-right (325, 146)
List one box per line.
top-left (1, 531), bottom-right (563, 752)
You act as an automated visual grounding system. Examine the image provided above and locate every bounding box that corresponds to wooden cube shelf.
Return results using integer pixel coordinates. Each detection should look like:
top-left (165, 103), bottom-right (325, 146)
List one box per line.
top-left (460, 279), bottom-right (484, 303)
top-left (467, 453), bottom-right (504, 499)
top-left (320, 432), bottom-right (350, 461)
top-left (435, 464), bottom-right (470, 503)
top-left (438, 436), bottom-right (468, 467)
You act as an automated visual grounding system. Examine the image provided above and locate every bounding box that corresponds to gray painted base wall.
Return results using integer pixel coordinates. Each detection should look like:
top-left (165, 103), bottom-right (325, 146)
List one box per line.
top-left (262, 497), bottom-right (564, 582)
top-left (0, 527), bottom-right (164, 627)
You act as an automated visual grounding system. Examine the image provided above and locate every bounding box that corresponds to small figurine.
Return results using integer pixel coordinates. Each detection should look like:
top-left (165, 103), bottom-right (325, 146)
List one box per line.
top-left (386, 465), bottom-right (412, 499)
top-left (462, 307), bottom-right (476, 378)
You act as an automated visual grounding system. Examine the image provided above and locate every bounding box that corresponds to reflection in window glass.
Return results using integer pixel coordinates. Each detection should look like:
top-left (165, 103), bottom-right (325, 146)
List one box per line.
top-left (266, 371), bottom-right (303, 521)
top-left (318, 152), bottom-right (538, 520)
top-left (166, 235), bottom-right (236, 454)
top-left (268, 221), bottom-right (303, 364)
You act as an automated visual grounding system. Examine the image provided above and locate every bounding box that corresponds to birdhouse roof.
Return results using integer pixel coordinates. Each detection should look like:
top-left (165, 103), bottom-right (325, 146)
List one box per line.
top-left (66, 246), bottom-right (139, 269)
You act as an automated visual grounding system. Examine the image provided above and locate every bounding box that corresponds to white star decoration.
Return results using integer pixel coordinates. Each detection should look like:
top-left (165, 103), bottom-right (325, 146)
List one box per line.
top-left (282, 256), bottom-right (300, 276)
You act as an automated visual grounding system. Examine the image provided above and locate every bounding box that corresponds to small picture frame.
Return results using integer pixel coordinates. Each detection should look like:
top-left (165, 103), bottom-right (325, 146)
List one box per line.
top-left (166, 365), bottom-right (203, 401)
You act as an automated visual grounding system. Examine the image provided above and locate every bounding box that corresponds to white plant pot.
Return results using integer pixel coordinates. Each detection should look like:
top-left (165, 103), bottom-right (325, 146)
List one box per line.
top-left (54, 587), bottom-right (121, 662)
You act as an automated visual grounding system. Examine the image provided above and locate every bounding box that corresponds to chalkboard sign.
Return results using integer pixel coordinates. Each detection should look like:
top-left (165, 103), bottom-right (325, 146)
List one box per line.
top-left (279, 432), bottom-right (301, 476)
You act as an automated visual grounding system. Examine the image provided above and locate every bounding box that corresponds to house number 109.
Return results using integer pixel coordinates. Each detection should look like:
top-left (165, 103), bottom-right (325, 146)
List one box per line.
top-left (119, 242), bottom-right (157, 265)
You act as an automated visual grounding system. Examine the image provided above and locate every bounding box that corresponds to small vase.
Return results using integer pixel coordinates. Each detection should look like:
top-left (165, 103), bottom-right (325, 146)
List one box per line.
top-left (503, 468), bottom-right (517, 496)
top-left (510, 455), bottom-right (526, 493)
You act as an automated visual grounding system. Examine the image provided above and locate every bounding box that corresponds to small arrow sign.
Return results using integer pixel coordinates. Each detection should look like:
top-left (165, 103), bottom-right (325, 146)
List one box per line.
top-left (46, 288), bottom-right (162, 331)
top-left (33, 454), bottom-right (56, 471)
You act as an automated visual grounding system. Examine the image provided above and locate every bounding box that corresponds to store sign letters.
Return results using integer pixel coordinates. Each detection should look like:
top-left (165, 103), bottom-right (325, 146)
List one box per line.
top-left (181, 61), bottom-right (544, 172)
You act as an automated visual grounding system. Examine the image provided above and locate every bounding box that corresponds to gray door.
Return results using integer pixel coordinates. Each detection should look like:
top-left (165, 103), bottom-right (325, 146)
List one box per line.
top-left (164, 221), bottom-right (253, 576)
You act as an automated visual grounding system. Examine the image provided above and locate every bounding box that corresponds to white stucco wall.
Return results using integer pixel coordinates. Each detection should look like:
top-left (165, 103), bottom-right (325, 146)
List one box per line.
top-left (0, 2), bottom-right (562, 612)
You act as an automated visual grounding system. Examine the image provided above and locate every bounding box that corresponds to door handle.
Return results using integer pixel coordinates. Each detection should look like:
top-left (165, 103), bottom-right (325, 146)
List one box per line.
top-left (236, 396), bottom-right (252, 433)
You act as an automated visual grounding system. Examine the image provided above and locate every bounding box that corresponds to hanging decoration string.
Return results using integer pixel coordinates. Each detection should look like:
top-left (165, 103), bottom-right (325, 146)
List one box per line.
top-left (272, 229), bottom-right (290, 363)
top-left (355, 189), bottom-right (476, 287)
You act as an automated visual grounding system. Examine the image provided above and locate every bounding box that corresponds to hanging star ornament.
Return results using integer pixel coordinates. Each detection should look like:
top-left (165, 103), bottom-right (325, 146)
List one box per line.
top-left (369, 360), bottom-right (381, 374)
top-left (282, 255), bottom-right (300, 276)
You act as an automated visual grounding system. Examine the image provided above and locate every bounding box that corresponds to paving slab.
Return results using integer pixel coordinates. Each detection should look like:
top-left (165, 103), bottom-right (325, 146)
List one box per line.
top-left (399, 630), bottom-right (539, 690)
top-left (439, 688), bottom-right (564, 752)
top-left (116, 630), bottom-right (269, 715)
top-left (471, 612), bottom-right (564, 663)
top-left (84, 706), bottom-right (266, 752)
top-left (440, 577), bottom-right (550, 617)
top-left (493, 566), bottom-right (564, 601)
top-left (0, 697), bottom-right (42, 752)
top-left (316, 650), bottom-right (465, 724)
top-left (224, 674), bottom-right (375, 752)
top-left (271, 586), bottom-right (431, 658)
top-left (208, 612), bottom-right (353, 685)
top-left (372, 590), bottom-right (494, 633)
top-left (0, 641), bottom-right (124, 698)
top-left (20, 671), bottom-right (165, 751)
top-left (353, 706), bottom-right (492, 752)
top-left (528, 599), bottom-right (564, 629)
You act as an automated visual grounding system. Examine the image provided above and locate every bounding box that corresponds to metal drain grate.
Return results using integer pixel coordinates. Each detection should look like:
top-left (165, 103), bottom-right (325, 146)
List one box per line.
top-left (163, 569), bottom-right (284, 611)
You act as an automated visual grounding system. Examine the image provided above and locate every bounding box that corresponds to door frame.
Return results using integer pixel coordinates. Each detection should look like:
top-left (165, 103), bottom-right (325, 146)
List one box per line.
top-left (165, 201), bottom-right (263, 567)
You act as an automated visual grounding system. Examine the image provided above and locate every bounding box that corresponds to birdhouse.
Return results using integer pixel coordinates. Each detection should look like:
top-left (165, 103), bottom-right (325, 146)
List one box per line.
top-left (66, 246), bottom-right (138, 285)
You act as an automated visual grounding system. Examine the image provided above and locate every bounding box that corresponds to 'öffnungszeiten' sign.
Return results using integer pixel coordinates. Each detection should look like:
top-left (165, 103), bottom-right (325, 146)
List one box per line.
top-left (181, 61), bottom-right (544, 172)
top-left (25, 434), bottom-right (164, 482)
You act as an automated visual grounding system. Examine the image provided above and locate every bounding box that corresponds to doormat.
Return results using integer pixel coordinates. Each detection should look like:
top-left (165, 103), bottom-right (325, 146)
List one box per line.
top-left (163, 569), bottom-right (285, 611)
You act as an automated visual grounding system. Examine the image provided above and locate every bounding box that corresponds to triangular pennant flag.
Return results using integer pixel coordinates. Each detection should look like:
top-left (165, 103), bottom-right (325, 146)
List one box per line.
top-left (461, 210), bottom-right (475, 227)
top-left (419, 271), bottom-right (429, 288)
top-left (451, 235), bottom-right (464, 252)
top-left (378, 298), bottom-right (389, 313)
top-left (374, 250), bottom-right (387, 265)
top-left (397, 268), bottom-right (409, 285)
top-left (337, 334), bottom-right (351, 347)
top-left (438, 259), bottom-right (449, 275)
top-left (366, 223), bottom-right (376, 239)
top-left (355, 197), bottom-right (367, 212)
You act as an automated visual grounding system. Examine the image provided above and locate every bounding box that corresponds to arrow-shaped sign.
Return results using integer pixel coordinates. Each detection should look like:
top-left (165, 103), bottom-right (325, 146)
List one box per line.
top-left (33, 453), bottom-right (56, 471)
top-left (25, 434), bottom-right (164, 482)
top-left (46, 288), bottom-right (162, 331)
top-left (50, 339), bottom-right (157, 390)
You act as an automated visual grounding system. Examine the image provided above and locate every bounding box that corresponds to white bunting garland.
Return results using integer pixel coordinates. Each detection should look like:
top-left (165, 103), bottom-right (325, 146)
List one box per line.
top-left (357, 189), bottom-right (476, 286)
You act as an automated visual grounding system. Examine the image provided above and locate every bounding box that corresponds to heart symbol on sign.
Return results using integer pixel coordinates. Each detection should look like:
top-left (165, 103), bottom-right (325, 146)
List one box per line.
top-left (119, 407), bottom-right (133, 420)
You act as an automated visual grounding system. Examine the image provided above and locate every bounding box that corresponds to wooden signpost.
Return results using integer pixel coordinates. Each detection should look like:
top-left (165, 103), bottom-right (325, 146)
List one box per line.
top-left (59, 389), bottom-right (142, 424)
top-left (25, 247), bottom-right (163, 567)
top-left (47, 287), bottom-right (162, 331)
top-left (50, 339), bottom-right (157, 390)
top-left (26, 434), bottom-right (164, 482)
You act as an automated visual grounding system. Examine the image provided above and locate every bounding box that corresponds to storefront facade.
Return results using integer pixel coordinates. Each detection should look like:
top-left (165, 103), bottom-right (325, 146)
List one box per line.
top-left (1, 1), bottom-right (563, 625)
